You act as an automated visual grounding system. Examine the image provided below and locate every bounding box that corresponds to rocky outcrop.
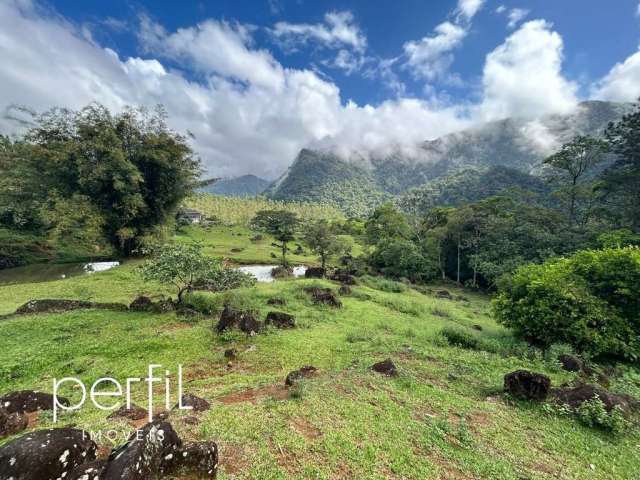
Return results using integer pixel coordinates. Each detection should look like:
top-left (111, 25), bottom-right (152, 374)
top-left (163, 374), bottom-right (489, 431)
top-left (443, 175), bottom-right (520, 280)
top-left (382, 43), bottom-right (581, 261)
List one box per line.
top-left (552, 384), bottom-right (638, 413)
top-left (174, 393), bottom-right (210, 413)
top-left (371, 359), bottom-right (398, 377)
top-left (504, 370), bottom-right (551, 401)
top-left (265, 311), bottom-right (296, 329)
top-left (13, 299), bottom-right (127, 316)
top-left (101, 421), bottom-right (181, 479)
top-left (304, 267), bottom-right (325, 278)
top-left (558, 354), bottom-right (584, 373)
top-left (0, 407), bottom-right (27, 438)
top-left (107, 403), bottom-right (148, 421)
top-left (0, 390), bottom-right (69, 414)
top-left (303, 287), bottom-right (342, 308)
top-left (285, 366), bottom-right (318, 386)
top-left (160, 441), bottom-right (219, 478)
top-left (216, 305), bottom-right (262, 334)
top-left (0, 428), bottom-right (97, 480)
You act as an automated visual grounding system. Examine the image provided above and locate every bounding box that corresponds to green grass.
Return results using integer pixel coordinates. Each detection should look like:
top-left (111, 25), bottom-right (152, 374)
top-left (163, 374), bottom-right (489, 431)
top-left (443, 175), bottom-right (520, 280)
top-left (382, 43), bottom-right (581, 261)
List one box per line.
top-left (175, 224), bottom-right (361, 266)
top-left (0, 227), bottom-right (639, 479)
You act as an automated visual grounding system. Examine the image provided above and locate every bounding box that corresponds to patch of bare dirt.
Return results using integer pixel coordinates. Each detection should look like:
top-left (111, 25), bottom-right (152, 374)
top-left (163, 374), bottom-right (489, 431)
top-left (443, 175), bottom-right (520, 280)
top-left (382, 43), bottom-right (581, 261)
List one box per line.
top-left (289, 417), bottom-right (322, 440)
top-left (218, 443), bottom-right (250, 477)
top-left (217, 385), bottom-right (289, 405)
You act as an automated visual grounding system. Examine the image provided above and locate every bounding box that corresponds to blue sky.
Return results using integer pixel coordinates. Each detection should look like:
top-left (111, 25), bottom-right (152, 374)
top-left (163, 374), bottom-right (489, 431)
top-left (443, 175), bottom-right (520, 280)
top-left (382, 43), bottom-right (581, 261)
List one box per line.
top-left (0, 0), bottom-right (639, 178)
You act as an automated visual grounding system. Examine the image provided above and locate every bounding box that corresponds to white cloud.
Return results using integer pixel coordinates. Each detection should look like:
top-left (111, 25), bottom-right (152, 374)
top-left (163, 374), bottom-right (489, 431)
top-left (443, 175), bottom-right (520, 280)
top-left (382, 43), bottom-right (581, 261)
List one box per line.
top-left (456, 0), bottom-right (485, 22)
top-left (0, 0), bottom-right (469, 179)
top-left (637, 2), bottom-right (640, 17)
top-left (496, 5), bottom-right (506, 14)
top-left (271, 10), bottom-right (366, 53)
top-left (591, 49), bottom-right (640, 102)
top-left (139, 16), bottom-right (285, 91)
top-left (507, 8), bottom-right (530, 28)
top-left (403, 22), bottom-right (467, 80)
top-left (478, 20), bottom-right (578, 121)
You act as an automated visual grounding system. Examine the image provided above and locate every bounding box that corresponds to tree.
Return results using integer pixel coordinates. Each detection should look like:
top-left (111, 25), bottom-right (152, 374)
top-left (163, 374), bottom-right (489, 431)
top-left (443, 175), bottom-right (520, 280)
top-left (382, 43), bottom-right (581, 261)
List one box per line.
top-left (5, 104), bottom-right (201, 254)
top-left (303, 219), bottom-right (352, 271)
top-left (601, 99), bottom-right (640, 231)
top-left (544, 135), bottom-right (608, 225)
top-left (365, 203), bottom-right (412, 245)
top-left (140, 243), bottom-right (253, 303)
top-left (493, 247), bottom-right (640, 359)
top-left (251, 210), bottom-right (299, 266)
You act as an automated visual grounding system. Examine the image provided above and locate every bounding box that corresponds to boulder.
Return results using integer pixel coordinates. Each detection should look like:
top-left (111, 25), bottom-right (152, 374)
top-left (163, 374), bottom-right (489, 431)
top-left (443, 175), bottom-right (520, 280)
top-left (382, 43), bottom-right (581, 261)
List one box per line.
top-left (0, 407), bottom-right (27, 438)
top-left (552, 384), bottom-right (638, 413)
top-left (15, 299), bottom-right (127, 315)
top-left (330, 272), bottom-right (357, 285)
top-left (504, 370), bottom-right (551, 401)
top-left (266, 297), bottom-right (286, 306)
top-left (67, 460), bottom-right (108, 480)
top-left (558, 354), bottom-right (583, 372)
top-left (0, 428), bottom-right (97, 480)
top-left (216, 305), bottom-right (262, 334)
top-left (471, 324), bottom-right (483, 331)
top-left (304, 267), bottom-right (325, 278)
top-left (285, 366), bottom-right (318, 386)
top-left (250, 234), bottom-right (263, 242)
top-left (224, 348), bottom-right (238, 360)
top-left (174, 393), bottom-right (210, 413)
top-left (129, 295), bottom-right (154, 311)
top-left (216, 305), bottom-right (241, 332)
top-left (239, 314), bottom-right (263, 335)
top-left (0, 390), bottom-right (69, 414)
top-left (303, 287), bottom-right (342, 308)
top-left (371, 359), bottom-right (398, 377)
top-left (129, 296), bottom-right (175, 313)
top-left (435, 290), bottom-right (453, 299)
top-left (160, 441), bottom-right (219, 478)
top-left (101, 421), bottom-right (181, 479)
top-left (107, 403), bottom-right (148, 421)
top-left (265, 311), bottom-right (296, 329)
top-left (338, 284), bottom-right (352, 295)
top-left (271, 266), bottom-right (292, 279)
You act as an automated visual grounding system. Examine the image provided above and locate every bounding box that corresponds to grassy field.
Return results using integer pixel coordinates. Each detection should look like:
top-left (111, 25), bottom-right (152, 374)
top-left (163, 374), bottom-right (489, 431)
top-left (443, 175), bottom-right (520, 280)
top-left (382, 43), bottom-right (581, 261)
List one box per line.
top-left (1, 225), bottom-right (639, 479)
top-left (175, 225), bottom-right (362, 266)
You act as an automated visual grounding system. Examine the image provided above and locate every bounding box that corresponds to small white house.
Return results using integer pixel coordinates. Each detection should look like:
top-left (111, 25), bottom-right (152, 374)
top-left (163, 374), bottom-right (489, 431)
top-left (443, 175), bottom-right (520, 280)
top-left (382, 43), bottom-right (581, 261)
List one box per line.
top-left (178, 208), bottom-right (205, 224)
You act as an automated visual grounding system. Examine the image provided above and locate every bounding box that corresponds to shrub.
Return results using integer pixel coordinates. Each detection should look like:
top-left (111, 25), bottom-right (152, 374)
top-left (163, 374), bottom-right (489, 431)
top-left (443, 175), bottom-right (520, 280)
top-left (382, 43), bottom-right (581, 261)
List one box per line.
top-left (440, 326), bottom-right (479, 350)
top-left (576, 397), bottom-right (630, 434)
top-left (493, 247), bottom-right (640, 359)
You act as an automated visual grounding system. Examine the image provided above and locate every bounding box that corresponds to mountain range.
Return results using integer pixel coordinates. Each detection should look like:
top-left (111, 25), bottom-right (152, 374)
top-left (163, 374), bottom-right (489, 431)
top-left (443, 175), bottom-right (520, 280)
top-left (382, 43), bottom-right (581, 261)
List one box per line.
top-left (200, 174), bottom-right (270, 197)
top-left (264, 101), bottom-right (631, 216)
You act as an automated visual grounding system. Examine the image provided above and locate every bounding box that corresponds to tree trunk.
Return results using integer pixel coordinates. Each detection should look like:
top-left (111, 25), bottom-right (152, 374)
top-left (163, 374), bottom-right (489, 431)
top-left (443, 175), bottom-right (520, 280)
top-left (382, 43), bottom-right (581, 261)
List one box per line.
top-left (456, 239), bottom-right (461, 286)
top-left (281, 242), bottom-right (287, 267)
top-left (321, 254), bottom-right (326, 273)
top-left (177, 286), bottom-right (189, 304)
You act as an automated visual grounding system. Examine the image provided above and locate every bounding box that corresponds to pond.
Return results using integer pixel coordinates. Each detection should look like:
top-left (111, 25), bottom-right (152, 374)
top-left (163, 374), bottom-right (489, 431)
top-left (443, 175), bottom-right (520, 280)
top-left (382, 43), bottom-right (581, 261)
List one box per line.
top-left (237, 265), bottom-right (307, 283)
top-left (0, 261), bottom-right (121, 285)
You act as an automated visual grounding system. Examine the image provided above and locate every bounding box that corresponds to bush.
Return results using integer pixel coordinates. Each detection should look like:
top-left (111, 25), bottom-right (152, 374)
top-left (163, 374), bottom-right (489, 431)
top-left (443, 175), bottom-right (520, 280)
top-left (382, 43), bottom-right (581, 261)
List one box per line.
top-left (440, 326), bottom-right (479, 350)
top-left (493, 247), bottom-right (640, 359)
top-left (576, 397), bottom-right (630, 434)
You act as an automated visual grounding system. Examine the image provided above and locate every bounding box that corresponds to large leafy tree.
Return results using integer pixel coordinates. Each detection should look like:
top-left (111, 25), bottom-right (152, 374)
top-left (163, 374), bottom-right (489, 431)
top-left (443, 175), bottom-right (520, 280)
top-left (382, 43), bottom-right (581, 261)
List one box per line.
top-left (251, 210), bottom-right (299, 266)
top-left (544, 135), bottom-right (608, 226)
top-left (601, 99), bottom-right (640, 231)
top-left (2, 104), bottom-right (200, 254)
top-left (365, 202), bottom-right (412, 245)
